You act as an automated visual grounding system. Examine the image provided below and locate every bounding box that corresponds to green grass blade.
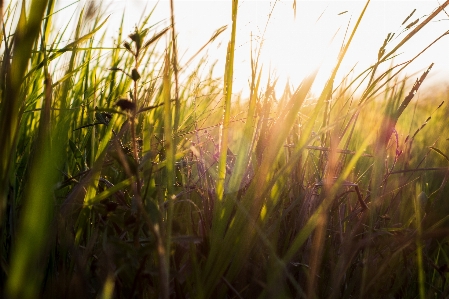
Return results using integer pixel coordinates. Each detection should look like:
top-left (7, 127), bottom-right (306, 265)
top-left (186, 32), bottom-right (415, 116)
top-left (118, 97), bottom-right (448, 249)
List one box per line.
top-left (216, 0), bottom-right (238, 202)
top-left (0, 0), bottom-right (49, 225)
top-left (162, 50), bottom-right (174, 299)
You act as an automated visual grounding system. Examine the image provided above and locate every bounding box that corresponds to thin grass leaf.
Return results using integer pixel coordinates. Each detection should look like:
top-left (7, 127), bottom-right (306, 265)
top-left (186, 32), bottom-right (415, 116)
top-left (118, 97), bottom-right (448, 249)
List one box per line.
top-left (429, 146), bottom-right (449, 163)
top-left (216, 0), bottom-right (238, 202)
top-left (24, 15), bottom-right (110, 79)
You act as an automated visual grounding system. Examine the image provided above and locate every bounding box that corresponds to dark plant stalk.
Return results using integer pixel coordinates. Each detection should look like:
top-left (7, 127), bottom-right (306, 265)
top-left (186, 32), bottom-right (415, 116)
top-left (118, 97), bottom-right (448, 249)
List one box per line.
top-left (379, 63), bottom-right (433, 150)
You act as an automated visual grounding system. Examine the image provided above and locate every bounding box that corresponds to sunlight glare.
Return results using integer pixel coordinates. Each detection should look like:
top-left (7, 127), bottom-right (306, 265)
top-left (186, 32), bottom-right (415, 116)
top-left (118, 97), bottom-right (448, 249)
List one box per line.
top-left (54, 0), bottom-right (449, 99)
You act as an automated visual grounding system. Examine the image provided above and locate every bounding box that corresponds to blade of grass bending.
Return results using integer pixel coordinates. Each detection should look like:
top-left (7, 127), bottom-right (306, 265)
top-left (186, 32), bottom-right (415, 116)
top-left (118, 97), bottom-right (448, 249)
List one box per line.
top-left (23, 15), bottom-right (110, 81)
top-left (87, 177), bottom-right (135, 205)
top-left (181, 25), bottom-right (227, 70)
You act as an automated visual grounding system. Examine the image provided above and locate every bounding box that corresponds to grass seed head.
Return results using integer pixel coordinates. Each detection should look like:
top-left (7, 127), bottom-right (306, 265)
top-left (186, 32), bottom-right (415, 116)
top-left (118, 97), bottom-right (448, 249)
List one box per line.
top-left (115, 98), bottom-right (136, 111)
top-left (131, 68), bottom-right (141, 81)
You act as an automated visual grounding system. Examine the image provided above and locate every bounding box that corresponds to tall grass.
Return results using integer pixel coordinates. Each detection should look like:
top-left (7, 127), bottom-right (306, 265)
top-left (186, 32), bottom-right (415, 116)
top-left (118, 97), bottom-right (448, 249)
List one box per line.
top-left (1, 0), bottom-right (449, 298)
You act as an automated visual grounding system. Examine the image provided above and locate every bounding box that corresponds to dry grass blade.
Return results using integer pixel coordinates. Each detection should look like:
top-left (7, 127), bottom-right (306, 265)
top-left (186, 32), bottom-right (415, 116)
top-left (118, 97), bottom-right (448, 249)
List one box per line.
top-left (182, 25), bottom-right (227, 69)
top-left (380, 63), bottom-right (433, 147)
top-left (382, 1), bottom-right (449, 62)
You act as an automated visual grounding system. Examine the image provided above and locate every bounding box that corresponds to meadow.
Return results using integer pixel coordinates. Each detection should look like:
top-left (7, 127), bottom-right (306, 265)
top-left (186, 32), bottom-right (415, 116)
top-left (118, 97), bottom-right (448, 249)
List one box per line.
top-left (1, 0), bottom-right (449, 298)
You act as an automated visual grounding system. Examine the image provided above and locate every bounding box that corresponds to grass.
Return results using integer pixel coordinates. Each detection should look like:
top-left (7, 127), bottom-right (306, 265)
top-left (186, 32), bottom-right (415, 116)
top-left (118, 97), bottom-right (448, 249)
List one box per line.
top-left (1, 0), bottom-right (449, 298)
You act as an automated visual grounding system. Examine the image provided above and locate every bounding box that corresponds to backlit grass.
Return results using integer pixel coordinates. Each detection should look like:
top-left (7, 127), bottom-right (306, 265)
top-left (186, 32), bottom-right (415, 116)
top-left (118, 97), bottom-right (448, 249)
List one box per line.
top-left (1, 1), bottom-right (449, 298)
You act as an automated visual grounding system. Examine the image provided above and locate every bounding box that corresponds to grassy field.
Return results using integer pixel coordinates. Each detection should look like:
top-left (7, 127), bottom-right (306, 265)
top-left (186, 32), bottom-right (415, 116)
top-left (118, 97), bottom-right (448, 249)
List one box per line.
top-left (1, 0), bottom-right (449, 298)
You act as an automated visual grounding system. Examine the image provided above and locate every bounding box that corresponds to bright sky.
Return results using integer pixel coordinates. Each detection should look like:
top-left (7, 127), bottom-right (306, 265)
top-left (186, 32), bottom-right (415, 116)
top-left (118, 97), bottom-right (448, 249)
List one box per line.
top-left (54, 1), bottom-right (449, 97)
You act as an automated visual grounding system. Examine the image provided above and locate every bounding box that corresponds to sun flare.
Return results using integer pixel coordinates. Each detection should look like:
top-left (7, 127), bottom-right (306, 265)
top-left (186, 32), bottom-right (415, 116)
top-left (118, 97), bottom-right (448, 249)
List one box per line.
top-left (57, 0), bottom-right (449, 98)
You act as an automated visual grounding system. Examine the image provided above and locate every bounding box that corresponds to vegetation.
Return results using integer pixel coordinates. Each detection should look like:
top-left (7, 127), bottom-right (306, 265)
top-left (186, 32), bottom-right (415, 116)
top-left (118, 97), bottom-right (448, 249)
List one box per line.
top-left (1, 0), bottom-right (449, 298)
